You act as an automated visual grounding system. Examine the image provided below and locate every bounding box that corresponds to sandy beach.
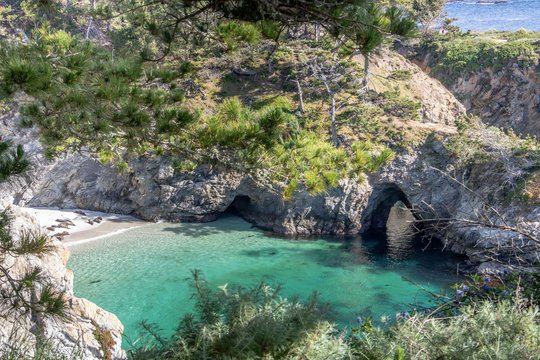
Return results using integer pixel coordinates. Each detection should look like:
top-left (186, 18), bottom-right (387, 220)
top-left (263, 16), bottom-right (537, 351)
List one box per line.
top-left (24, 207), bottom-right (149, 245)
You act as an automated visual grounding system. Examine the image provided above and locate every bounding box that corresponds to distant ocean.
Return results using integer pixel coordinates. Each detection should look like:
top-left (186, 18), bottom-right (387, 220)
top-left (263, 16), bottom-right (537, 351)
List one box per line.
top-left (445, 0), bottom-right (540, 31)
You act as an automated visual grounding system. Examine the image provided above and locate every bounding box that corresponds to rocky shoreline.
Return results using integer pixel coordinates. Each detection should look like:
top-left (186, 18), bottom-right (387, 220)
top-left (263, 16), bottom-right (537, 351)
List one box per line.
top-left (0, 205), bottom-right (126, 359)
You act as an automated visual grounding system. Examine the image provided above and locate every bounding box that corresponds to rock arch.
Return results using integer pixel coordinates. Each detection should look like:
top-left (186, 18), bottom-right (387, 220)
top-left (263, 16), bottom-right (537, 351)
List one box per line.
top-left (361, 183), bottom-right (414, 235)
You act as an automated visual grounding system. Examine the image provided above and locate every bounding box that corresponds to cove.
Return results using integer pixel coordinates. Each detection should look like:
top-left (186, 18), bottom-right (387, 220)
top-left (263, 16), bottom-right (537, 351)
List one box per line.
top-left (68, 215), bottom-right (463, 346)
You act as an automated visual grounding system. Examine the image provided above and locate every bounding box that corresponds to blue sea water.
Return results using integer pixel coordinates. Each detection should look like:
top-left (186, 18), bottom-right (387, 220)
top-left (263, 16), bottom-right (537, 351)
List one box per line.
top-left (445, 0), bottom-right (540, 31)
top-left (68, 215), bottom-right (463, 346)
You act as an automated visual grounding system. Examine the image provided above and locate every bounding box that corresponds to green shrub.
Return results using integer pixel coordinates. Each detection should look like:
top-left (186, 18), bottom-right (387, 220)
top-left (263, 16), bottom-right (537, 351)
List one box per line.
top-left (15, 230), bottom-right (52, 255)
top-left (156, 68), bottom-right (179, 83)
top-left (382, 90), bottom-right (421, 120)
top-left (168, 88), bottom-right (185, 103)
top-left (257, 20), bottom-right (282, 39)
top-left (179, 61), bottom-right (195, 76)
top-left (130, 271), bottom-right (348, 360)
top-left (353, 301), bottom-right (540, 360)
top-left (0, 142), bottom-right (30, 182)
top-left (217, 21), bottom-right (262, 51)
top-left (389, 69), bottom-right (412, 81)
top-left (39, 285), bottom-right (66, 317)
top-left (0, 210), bottom-right (13, 249)
top-left (1, 56), bottom-right (52, 93)
top-left (103, 58), bottom-right (142, 81)
top-left (352, 141), bottom-right (395, 173)
top-left (41, 29), bottom-right (74, 53)
top-left (129, 271), bottom-right (540, 360)
top-left (427, 32), bottom-right (540, 79)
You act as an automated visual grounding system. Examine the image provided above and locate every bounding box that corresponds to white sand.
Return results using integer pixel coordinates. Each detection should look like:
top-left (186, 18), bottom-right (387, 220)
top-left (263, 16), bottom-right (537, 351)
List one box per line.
top-left (24, 207), bottom-right (149, 245)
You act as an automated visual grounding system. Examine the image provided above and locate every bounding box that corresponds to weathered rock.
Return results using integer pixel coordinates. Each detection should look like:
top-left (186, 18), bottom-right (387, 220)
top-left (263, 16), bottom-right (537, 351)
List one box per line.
top-left (0, 205), bottom-right (125, 359)
top-left (21, 154), bottom-right (371, 237)
top-left (369, 49), bottom-right (466, 126)
top-left (412, 50), bottom-right (540, 138)
top-left (232, 68), bottom-right (257, 76)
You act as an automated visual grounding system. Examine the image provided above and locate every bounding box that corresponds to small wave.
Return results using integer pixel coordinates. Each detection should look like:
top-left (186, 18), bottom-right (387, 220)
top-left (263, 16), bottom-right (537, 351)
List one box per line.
top-left (66, 225), bottom-right (146, 246)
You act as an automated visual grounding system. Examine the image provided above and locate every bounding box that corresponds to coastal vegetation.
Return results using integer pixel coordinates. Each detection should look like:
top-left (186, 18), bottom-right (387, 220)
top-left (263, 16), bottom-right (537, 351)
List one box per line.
top-left (0, 143), bottom-right (69, 360)
top-left (0, 5), bottom-right (416, 195)
top-left (419, 29), bottom-right (540, 81)
top-left (127, 271), bottom-right (540, 360)
top-left (1, 0), bottom-right (540, 359)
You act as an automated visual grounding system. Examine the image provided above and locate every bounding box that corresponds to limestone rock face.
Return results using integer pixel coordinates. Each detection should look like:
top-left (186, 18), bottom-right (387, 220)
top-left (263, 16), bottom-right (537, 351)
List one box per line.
top-left (0, 95), bottom-right (125, 359)
top-left (413, 52), bottom-right (540, 138)
top-left (3, 79), bottom-right (540, 270)
top-left (23, 154), bottom-right (372, 237)
top-left (370, 139), bottom-right (540, 267)
top-left (369, 49), bottom-right (466, 126)
top-left (0, 205), bottom-right (125, 359)
top-left (9, 128), bottom-right (540, 268)
top-left (448, 66), bottom-right (540, 137)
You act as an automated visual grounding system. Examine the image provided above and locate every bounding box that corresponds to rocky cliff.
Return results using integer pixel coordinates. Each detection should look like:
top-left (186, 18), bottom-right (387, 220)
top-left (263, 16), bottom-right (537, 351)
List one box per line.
top-left (11, 126), bottom-right (540, 271)
top-left (410, 40), bottom-right (540, 138)
top-left (1, 96), bottom-right (125, 359)
top-left (0, 205), bottom-right (125, 359)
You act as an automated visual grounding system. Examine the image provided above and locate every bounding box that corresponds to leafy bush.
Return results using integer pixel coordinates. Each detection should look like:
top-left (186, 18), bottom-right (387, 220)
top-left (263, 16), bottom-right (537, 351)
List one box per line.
top-left (426, 31), bottom-right (540, 79)
top-left (217, 21), bottom-right (262, 51)
top-left (129, 271), bottom-right (540, 360)
top-left (353, 301), bottom-right (540, 360)
top-left (0, 142), bottom-right (30, 182)
top-left (130, 271), bottom-right (349, 360)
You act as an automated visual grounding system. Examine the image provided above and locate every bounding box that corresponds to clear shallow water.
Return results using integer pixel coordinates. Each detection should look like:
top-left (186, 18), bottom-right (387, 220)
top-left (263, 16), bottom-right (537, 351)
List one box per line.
top-left (68, 215), bottom-right (462, 345)
top-left (445, 0), bottom-right (540, 31)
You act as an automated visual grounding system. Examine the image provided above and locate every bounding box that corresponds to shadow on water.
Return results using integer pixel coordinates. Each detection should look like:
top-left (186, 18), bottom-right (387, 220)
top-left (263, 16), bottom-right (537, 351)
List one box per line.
top-left (162, 224), bottom-right (227, 237)
top-left (162, 195), bottom-right (258, 237)
top-left (241, 247), bottom-right (281, 257)
top-left (162, 213), bottom-right (257, 237)
top-left (235, 199), bottom-right (463, 276)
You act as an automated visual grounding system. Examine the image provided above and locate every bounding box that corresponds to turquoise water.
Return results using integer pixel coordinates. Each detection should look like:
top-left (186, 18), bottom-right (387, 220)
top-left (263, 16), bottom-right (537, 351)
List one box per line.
top-left (445, 0), bottom-right (540, 31)
top-left (68, 215), bottom-right (462, 345)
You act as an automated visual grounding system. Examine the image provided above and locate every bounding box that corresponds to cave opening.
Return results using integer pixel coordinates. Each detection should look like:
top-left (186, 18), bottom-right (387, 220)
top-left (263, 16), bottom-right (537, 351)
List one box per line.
top-left (362, 184), bottom-right (425, 259)
top-left (224, 195), bottom-right (253, 216)
top-left (363, 184), bottom-right (414, 236)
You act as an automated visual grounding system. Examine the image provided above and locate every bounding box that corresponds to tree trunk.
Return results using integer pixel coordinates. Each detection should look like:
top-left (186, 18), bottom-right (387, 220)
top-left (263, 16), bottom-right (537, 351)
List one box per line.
top-left (330, 93), bottom-right (338, 147)
top-left (362, 53), bottom-right (370, 89)
top-left (322, 79), bottom-right (338, 147)
top-left (294, 77), bottom-right (305, 114)
top-left (86, 0), bottom-right (95, 40)
top-left (85, 19), bottom-right (93, 40)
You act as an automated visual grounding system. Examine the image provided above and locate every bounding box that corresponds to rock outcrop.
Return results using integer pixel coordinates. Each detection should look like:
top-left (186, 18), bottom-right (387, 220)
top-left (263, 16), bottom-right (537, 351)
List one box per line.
top-left (2, 72), bottom-right (539, 271)
top-left (371, 137), bottom-right (540, 267)
top-left (2, 94), bottom-right (125, 359)
top-left (455, 65), bottom-right (540, 137)
top-left (0, 205), bottom-right (125, 359)
top-left (369, 49), bottom-right (466, 126)
top-left (412, 50), bottom-right (540, 138)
